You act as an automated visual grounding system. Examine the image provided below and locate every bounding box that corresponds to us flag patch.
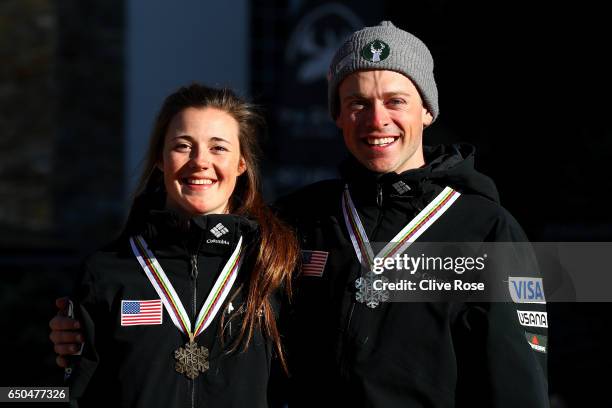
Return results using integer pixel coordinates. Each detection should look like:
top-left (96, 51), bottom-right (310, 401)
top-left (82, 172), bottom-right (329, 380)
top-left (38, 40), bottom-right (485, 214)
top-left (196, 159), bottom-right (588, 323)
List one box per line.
top-left (301, 250), bottom-right (329, 277)
top-left (121, 299), bottom-right (163, 326)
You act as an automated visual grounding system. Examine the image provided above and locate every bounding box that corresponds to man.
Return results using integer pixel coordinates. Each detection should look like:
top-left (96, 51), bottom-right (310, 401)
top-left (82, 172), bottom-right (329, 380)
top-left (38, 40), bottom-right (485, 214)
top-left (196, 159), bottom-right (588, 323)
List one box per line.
top-left (51, 21), bottom-right (548, 406)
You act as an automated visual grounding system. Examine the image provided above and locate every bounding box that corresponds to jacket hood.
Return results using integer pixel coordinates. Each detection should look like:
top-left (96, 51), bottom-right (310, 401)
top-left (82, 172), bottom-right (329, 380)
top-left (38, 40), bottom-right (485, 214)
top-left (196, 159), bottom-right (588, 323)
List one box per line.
top-left (339, 143), bottom-right (500, 204)
top-left (420, 144), bottom-right (499, 203)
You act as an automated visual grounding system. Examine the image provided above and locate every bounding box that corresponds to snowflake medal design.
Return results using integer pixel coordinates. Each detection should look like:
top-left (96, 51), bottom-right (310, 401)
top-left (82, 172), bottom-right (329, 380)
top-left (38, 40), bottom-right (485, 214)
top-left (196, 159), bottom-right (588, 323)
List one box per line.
top-left (175, 341), bottom-right (209, 379)
top-left (355, 271), bottom-right (390, 308)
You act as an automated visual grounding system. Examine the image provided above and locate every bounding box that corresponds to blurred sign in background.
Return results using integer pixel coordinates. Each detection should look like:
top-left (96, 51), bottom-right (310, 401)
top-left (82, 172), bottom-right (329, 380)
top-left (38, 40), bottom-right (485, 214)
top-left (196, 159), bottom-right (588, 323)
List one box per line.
top-left (1, 0), bottom-right (611, 406)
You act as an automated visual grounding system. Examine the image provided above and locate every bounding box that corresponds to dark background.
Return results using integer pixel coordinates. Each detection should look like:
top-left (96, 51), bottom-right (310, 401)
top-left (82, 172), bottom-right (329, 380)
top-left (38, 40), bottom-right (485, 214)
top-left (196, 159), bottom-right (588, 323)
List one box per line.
top-left (1, 1), bottom-right (610, 406)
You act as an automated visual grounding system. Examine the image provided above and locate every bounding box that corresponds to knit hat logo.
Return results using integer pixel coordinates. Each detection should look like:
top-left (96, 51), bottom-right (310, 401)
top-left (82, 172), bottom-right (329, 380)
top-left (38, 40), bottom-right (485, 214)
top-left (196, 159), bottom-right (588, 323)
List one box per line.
top-left (361, 40), bottom-right (390, 62)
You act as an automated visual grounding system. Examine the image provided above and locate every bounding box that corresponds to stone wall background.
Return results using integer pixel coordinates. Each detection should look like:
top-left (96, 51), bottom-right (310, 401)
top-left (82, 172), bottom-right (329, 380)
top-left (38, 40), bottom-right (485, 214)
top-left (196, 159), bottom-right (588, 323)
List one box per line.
top-left (0, 0), bottom-right (124, 387)
top-left (0, 0), bottom-right (56, 245)
top-left (54, 0), bottom-right (124, 248)
top-left (0, 0), bottom-right (124, 250)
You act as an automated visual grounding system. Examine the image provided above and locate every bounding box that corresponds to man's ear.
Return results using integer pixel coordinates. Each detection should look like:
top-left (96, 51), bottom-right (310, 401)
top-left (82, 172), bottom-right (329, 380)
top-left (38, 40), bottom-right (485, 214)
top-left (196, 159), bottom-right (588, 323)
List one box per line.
top-left (335, 114), bottom-right (343, 129)
top-left (422, 108), bottom-right (433, 128)
top-left (238, 157), bottom-right (247, 175)
top-left (334, 98), bottom-right (348, 129)
top-left (334, 113), bottom-right (342, 129)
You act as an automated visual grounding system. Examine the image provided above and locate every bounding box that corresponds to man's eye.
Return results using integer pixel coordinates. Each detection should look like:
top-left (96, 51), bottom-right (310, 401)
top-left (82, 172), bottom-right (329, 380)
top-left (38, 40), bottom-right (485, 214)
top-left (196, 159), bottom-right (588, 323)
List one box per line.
top-left (349, 100), bottom-right (366, 109)
top-left (387, 98), bottom-right (406, 106)
top-left (212, 145), bottom-right (228, 152)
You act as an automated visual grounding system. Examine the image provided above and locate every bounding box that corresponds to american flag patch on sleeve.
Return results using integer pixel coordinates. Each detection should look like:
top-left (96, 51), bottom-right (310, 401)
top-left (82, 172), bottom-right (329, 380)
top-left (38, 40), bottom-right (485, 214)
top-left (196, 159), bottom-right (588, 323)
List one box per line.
top-left (301, 250), bottom-right (329, 277)
top-left (121, 299), bottom-right (163, 326)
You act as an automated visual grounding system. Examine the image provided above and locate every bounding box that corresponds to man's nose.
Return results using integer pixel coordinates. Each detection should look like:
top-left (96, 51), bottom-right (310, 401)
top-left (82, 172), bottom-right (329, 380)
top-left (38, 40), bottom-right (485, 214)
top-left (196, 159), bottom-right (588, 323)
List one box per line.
top-left (367, 102), bottom-right (390, 129)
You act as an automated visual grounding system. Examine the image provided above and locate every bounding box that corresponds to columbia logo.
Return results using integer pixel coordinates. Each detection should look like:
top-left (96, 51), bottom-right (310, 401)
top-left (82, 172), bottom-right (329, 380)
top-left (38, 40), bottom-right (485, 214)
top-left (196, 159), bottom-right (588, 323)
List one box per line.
top-left (392, 181), bottom-right (411, 194)
top-left (210, 223), bottom-right (229, 238)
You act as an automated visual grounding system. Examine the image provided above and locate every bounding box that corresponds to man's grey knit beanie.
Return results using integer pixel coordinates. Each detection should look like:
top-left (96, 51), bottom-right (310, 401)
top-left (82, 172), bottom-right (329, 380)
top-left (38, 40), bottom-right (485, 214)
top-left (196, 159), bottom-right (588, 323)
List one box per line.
top-left (327, 20), bottom-right (439, 122)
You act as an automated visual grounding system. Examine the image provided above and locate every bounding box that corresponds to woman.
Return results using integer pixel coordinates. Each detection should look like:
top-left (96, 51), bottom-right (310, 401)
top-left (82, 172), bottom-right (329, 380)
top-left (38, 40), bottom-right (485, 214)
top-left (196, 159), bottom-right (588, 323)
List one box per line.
top-left (64, 83), bottom-right (298, 407)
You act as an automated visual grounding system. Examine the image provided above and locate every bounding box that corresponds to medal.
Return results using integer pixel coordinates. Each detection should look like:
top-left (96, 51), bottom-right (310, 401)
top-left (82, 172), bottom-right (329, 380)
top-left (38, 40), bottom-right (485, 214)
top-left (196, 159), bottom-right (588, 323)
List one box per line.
top-left (130, 235), bottom-right (243, 379)
top-left (174, 337), bottom-right (210, 380)
top-left (355, 271), bottom-right (390, 308)
top-left (342, 185), bottom-right (460, 307)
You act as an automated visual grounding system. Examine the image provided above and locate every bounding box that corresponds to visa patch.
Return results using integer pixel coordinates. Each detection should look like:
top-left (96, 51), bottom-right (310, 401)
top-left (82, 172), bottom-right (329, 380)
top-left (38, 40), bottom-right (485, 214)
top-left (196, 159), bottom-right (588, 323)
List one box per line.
top-left (508, 277), bottom-right (546, 304)
top-left (121, 299), bottom-right (163, 326)
top-left (517, 310), bottom-right (548, 328)
top-left (301, 250), bottom-right (329, 277)
top-left (525, 332), bottom-right (547, 353)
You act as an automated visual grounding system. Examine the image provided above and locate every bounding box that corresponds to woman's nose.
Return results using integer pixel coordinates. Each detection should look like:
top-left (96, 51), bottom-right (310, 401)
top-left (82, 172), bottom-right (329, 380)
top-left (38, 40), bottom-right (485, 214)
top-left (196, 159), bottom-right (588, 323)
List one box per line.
top-left (189, 148), bottom-right (211, 169)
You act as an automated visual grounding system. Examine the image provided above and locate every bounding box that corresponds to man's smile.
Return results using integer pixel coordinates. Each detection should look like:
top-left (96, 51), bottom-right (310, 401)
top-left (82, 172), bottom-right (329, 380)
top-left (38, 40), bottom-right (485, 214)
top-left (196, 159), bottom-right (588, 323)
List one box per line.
top-left (364, 136), bottom-right (399, 147)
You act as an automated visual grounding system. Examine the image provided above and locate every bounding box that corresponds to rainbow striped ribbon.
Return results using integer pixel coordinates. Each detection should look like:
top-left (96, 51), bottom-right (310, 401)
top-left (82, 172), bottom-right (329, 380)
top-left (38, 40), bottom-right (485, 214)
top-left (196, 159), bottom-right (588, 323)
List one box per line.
top-left (342, 185), bottom-right (461, 270)
top-left (129, 235), bottom-right (243, 341)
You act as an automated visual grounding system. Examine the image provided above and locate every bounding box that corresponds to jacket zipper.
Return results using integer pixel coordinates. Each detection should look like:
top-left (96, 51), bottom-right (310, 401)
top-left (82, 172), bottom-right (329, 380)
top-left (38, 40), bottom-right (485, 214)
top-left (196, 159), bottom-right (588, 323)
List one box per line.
top-left (341, 302), bottom-right (356, 378)
top-left (190, 254), bottom-right (198, 408)
top-left (191, 255), bottom-right (198, 312)
top-left (371, 183), bottom-right (385, 240)
top-left (189, 228), bottom-right (203, 408)
top-left (341, 182), bottom-right (384, 377)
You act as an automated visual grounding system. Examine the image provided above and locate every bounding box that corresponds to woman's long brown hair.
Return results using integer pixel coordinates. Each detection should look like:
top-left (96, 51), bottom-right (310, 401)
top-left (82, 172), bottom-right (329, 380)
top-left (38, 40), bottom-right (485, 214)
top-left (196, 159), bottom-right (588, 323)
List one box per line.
top-left (134, 83), bottom-right (298, 372)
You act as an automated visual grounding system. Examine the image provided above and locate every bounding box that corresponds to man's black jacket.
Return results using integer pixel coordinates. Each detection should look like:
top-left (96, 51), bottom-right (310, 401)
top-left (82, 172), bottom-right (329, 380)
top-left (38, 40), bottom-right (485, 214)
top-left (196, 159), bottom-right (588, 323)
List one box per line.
top-left (276, 144), bottom-right (549, 407)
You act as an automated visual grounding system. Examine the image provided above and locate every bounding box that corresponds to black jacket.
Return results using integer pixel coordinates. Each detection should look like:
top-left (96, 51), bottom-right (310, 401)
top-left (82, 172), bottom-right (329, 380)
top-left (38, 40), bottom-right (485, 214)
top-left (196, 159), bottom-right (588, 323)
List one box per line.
top-left (69, 207), bottom-right (276, 408)
top-left (276, 144), bottom-right (549, 407)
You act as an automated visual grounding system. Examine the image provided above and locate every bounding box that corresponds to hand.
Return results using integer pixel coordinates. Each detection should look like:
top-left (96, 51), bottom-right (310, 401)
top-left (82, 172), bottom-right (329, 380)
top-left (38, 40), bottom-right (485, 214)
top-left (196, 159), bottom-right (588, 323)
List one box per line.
top-left (49, 297), bottom-right (84, 368)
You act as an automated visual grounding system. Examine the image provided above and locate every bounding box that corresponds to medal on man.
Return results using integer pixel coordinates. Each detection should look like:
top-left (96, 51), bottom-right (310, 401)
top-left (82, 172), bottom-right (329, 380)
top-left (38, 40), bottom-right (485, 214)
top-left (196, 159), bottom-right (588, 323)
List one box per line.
top-left (355, 271), bottom-right (390, 308)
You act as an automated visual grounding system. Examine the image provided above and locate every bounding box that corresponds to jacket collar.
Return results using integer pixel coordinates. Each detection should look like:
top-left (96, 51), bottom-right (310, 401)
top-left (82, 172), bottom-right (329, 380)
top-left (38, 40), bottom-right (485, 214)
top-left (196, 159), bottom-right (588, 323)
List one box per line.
top-left (124, 193), bottom-right (258, 257)
top-left (338, 143), bottom-right (496, 208)
top-left (339, 151), bottom-right (438, 207)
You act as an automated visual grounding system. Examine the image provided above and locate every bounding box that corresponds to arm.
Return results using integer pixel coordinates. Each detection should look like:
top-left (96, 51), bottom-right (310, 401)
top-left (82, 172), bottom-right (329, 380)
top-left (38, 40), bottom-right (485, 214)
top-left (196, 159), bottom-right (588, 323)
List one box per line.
top-left (454, 209), bottom-right (548, 407)
top-left (62, 260), bottom-right (107, 405)
top-left (453, 301), bottom-right (548, 407)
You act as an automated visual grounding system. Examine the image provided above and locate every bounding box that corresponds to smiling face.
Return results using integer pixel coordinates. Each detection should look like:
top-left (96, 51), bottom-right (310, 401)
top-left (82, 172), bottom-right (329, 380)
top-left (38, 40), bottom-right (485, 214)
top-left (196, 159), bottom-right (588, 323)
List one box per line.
top-left (158, 107), bottom-right (246, 216)
top-left (335, 70), bottom-right (433, 174)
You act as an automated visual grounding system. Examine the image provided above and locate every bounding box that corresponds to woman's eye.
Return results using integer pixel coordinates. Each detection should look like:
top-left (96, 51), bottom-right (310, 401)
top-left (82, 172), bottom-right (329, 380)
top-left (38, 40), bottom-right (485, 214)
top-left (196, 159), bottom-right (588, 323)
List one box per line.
top-left (212, 145), bottom-right (228, 152)
top-left (174, 143), bottom-right (191, 152)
